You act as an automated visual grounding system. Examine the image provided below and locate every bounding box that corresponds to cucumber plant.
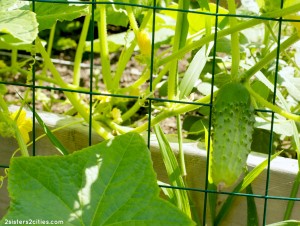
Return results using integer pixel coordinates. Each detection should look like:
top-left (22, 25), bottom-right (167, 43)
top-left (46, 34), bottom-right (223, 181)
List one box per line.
top-left (1, 0), bottom-right (300, 225)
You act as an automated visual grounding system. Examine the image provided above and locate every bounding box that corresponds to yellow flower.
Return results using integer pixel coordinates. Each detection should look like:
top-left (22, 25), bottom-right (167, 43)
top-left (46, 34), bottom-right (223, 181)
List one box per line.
top-left (11, 109), bottom-right (32, 144)
top-left (137, 30), bottom-right (151, 56)
top-left (111, 108), bottom-right (122, 123)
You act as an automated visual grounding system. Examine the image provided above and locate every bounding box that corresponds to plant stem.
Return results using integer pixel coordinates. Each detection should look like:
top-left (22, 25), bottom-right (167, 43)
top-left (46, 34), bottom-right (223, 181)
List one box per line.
top-left (284, 171), bottom-right (300, 220)
top-left (121, 99), bottom-right (141, 122)
top-left (120, 63), bottom-right (171, 123)
top-left (245, 83), bottom-right (300, 122)
top-left (158, 3), bottom-right (300, 67)
top-left (35, 37), bottom-right (113, 140)
top-left (38, 23), bottom-right (56, 99)
top-left (113, 9), bottom-right (152, 89)
top-left (0, 95), bottom-right (9, 113)
top-left (11, 48), bottom-right (18, 74)
top-left (113, 37), bottom-right (137, 89)
top-left (132, 94), bottom-right (212, 133)
top-left (97, 2), bottom-right (112, 91)
top-left (41, 22), bottom-right (56, 76)
top-left (176, 114), bottom-right (186, 177)
top-left (14, 123), bottom-right (29, 157)
top-left (125, 3), bottom-right (139, 35)
top-left (227, 0), bottom-right (240, 80)
top-left (167, 0), bottom-right (189, 100)
top-left (73, 10), bottom-right (91, 87)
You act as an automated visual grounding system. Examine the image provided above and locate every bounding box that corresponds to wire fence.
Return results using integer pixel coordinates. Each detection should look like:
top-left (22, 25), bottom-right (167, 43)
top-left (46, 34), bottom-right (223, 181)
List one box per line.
top-left (1, 0), bottom-right (300, 225)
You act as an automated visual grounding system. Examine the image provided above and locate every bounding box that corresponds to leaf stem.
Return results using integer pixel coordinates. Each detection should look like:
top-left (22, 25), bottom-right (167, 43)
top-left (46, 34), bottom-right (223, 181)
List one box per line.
top-left (97, 2), bottom-right (112, 91)
top-left (13, 123), bottom-right (29, 157)
top-left (132, 94), bottom-right (212, 133)
top-left (36, 37), bottom-right (113, 139)
top-left (245, 83), bottom-right (300, 122)
top-left (11, 48), bottom-right (18, 74)
top-left (176, 114), bottom-right (186, 177)
top-left (73, 10), bottom-right (91, 87)
top-left (167, 0), bottom-right (190, 100)
top-left (157, 3), bottom-right (300, 67)
top-left (227, 0), bottom-right (240, 80)
top-left (284, 171), bottom-right (300, 220)
top-left (125, 2), bottom-right (139, 35)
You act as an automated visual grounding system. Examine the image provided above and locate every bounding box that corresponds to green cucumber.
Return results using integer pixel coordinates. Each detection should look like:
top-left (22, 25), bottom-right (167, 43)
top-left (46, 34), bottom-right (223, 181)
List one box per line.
top-left (211, 82), bottom-right (254, 189)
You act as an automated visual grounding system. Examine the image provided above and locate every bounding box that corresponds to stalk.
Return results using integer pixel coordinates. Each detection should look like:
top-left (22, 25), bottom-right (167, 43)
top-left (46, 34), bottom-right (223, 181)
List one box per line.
top-left (36, 37), bottom-right (113, 140)
top-left (176, 115), bottom-right (186, 177)
top-left (38, 23), bottom-right (56, 99)
top-left (157, 3), bottom-right (300, 67)
top-left (125, 2), bottom-right (139, 35)
top-left (11, 48), bottom-right (18, 74)
top-left (132, 94), bottom-right (212, 133)
top-left (167, 0), bottom-right (190, 100)
top-left (227, 0), bottom-right (240, 80)
top-left (245, 83), bottom-right (300, 122)
top-left (113, 9), bottom-right (152, 89)
top-left (97, 1), bottom-right (113, 91)
top-left (73, 10), bottom-right (91, 87)
top-left (14, 123), bottom-right (30, 157)
top-left (0, 95), bottom-right (9, 113)
top-left (41, 22), bottom-right (56, 76)
top-left (284, 171), bottom-right (300, 220)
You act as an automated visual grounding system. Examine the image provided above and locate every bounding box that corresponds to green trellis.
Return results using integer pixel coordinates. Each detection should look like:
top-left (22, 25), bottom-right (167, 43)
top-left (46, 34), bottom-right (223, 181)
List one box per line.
top-left (0, 0), bottom-right (300, 225)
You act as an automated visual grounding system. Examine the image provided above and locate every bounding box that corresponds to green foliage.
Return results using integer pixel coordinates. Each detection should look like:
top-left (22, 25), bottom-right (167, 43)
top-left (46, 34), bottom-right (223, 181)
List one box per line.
top-left (32, 3), bottom-right (89, 31)
top-left (103, 0), bottom-right (153, 27)
top-left (0, 133), bottom-right (195, 226)
top-left (179, 43), bottom-right (213, 99)
top-left (1, 0), bottom-right (300, 225)
top-left (0, 0), bottom-right (38, 46)
top-left (154, 125), bottom-right (192, 219)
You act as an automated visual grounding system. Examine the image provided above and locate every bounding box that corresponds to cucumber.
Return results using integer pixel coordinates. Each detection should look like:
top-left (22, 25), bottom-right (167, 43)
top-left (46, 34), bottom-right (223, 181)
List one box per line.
top-left (211, 82), bottom-right (254, 189)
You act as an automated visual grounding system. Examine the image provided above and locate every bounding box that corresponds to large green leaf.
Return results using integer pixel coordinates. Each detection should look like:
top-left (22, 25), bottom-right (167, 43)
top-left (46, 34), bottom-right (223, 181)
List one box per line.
top-left (0, 0), bottom-right (18, 10)
top-left (0, 133), bottom-right (194, 226)
top-left (0, 10), bottom-right (38, 44)
top-left (34, 3), bottom-right (89, 31)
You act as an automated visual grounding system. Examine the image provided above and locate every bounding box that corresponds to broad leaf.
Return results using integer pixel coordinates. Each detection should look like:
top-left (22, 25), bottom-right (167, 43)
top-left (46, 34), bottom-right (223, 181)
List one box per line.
top-left (0, 10), bottom-right (38, 44)
top-left (34, 3), bottom-right (89, 31)
top-left (188, 3), bottom-right (228, 34)
top-left (0, 0), bottom-right (18, 10)
top-left (0, 133), bottom-right (195, 226)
